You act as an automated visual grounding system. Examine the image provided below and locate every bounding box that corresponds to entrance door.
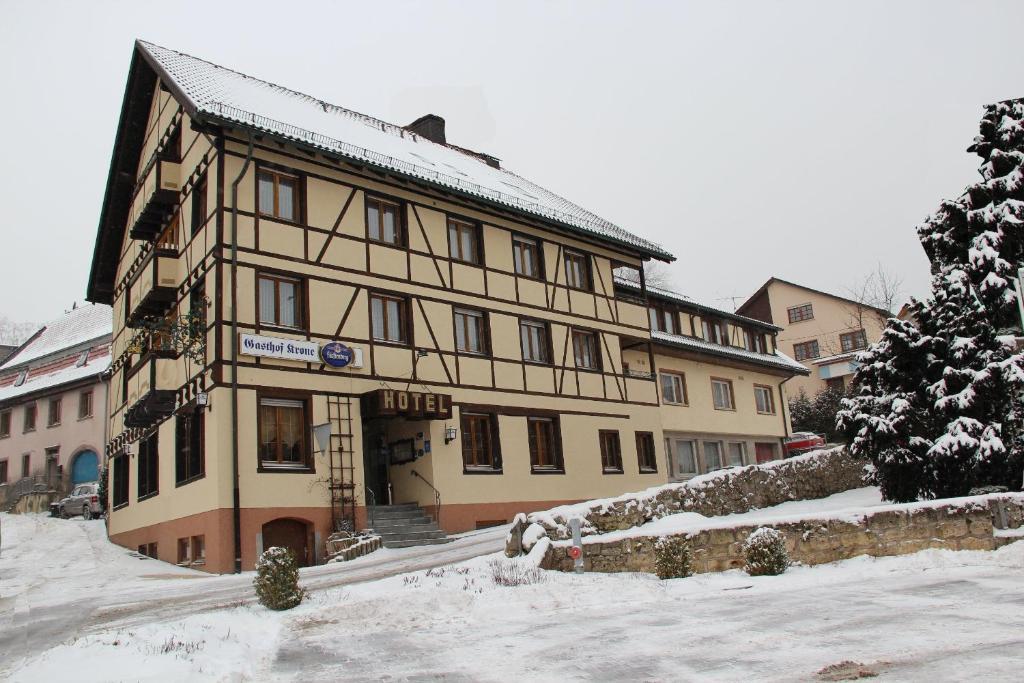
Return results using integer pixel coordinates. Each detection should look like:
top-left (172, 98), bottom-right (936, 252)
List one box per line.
top-left (262, 518), bottom-right (310, 567)
top-left (72, 450), bottom-right (99, 484)
top-left (361, 422), bottom-right (390, 505)
top-left (755, 442), bottom-right (777, 464)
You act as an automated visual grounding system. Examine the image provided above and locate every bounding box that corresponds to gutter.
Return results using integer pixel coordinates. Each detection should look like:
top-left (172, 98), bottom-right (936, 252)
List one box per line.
top-left (230, 132), bottom-right (254, 573)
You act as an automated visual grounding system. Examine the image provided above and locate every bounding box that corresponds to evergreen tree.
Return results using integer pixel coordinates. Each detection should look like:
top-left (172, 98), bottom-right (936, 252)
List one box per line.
top-left (840, 98), bottom-right (1024, 500)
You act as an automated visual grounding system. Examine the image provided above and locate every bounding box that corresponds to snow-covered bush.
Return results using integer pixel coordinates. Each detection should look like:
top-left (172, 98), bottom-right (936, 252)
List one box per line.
top-left (253, 547), bottom-right (306, 610)
top-left (654, 536), bottom-right (692, 579)
top-left (743, 527), bottom-right (789, 576)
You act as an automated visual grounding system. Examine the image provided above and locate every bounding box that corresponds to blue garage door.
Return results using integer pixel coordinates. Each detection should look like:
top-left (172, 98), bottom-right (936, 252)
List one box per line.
top-left (71, 450), bottom-right (99, 485)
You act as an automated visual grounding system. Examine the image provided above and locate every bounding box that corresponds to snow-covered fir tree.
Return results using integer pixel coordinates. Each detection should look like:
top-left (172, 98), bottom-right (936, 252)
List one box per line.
top-left (839, 98), bottom-right (1024, 500)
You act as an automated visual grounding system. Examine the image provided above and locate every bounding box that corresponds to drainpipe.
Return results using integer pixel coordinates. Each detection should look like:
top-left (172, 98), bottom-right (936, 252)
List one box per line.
top-left (230, 132), bottom-right (254, 573)
top-left (777, 376), bottom-right (792, 458)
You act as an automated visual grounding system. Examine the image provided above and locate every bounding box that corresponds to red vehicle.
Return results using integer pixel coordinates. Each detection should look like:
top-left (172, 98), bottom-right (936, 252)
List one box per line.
top-left (784, 432), bottom-right (826, 457)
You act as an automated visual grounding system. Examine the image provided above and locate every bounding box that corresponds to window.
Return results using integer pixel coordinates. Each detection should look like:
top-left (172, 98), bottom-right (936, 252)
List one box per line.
top-left (792, 340), bottom-right (820, 361)
top-left (177, 537), bottom-right (191, 565)
top-left (112, 454), bottom-right (129, 509)
top-left (454, 308), bottom-right (488, 355)
top-left (636, 432), bottom-right (657, 473)
top-left (47, 398), bottom-right (61, 427)
top-left (752, 332), bottom-right (767, 354)
top-left (528, 416), bottom-right (562, 472)
top-left (370, 293), bottom-right (408, 344)
top-left (21, 453), bottom-right (30, 478)
top-left (191, 535), bottom-right (206, 564)
top-left (461, 412), bottom-right (500, 471)
top-left (257, 169), bottom-right (300, 222)
top-left (787, 303), bottom-right (814, 323)
top-left (669, 439), bottom-right (697, 478)
top-left (0, 460), bottom-right (6, 484)
top-left (176, 409), bottom-right (205, 485)
top-left (191, 174), bottom-right (208, 235)
top-left (703, 441), bottom-right (724, 471)
top-left (728, 442), bottom-right (746, 467)
top-left (840, 329), bottom-right (868, 353)
top-left (599, 430), bottom-right (623, 473)
top-left (121, 362), bottom-right (130, 405)
top-left (23, 404), bottom-right (36, 432)
top-left (572, 330), bottom-right (600, 370)
top-left (259, 397), bottom-right (309, 469)
top-left (702, 319), bottom-right (727, 345)
top-left (78, 390), bottom-right (93, 420)
top-left (826, 377), bottom-right (846, 393)
top-left (660, 372), bottom-right (688, 405)
top-left (365, 195), bottom-right (403, 245)
top-left (448, 218), bottom-right (481, 264)
top-left (258, 273), bottom-right (302, 329)
top-left (520, 320), bottom-right (550, 363)
top-left (563, 250), bottom-right (590, 290)
top-left (139, 543), bottom-right (158, 559)
top-left (754, 384), bottom-right (776, 414)
top-left (137, 431), bottom-right (159, 500)
top-left (711, 378), bottom-right (735, 410)
top-left (513, 236), bottom-right (541, 278)
top-left (648, 305), bottom-right (679, 335)
top-left (0, 410), bottom-right (9, 438)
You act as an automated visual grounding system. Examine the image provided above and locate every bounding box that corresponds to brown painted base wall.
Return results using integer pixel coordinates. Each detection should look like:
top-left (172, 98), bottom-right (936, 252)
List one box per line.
top-left (107, 499), bottom-right (571, 574)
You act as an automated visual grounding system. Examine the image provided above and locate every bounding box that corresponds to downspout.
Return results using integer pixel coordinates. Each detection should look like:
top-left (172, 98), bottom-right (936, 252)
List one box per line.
top-left (230, 132), bottom-right (254, 573)
top-left (777, 376), bottom-right (792, 459)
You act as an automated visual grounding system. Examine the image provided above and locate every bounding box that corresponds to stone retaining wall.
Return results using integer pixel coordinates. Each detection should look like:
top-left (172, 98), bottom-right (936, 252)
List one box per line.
top-left (508, 448), bottom-right (866, 555)
top-left (540, 494), bottom-right (1024, 574)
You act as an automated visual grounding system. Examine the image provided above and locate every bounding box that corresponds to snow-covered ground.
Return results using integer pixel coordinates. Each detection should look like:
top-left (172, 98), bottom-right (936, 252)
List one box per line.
top-left (4, 492), bottom-right (1023, 681)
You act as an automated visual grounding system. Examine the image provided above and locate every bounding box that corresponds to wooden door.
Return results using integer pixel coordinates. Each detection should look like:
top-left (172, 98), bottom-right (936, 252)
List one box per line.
top-left (262, 518), bottom-right (310, 567)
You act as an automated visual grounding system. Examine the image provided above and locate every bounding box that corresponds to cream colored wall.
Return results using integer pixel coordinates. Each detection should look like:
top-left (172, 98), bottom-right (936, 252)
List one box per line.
top-left (768, 281), bottom-right (888, 396)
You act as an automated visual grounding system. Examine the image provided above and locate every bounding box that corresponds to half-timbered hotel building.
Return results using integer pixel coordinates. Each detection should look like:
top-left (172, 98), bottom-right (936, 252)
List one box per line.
top-left (87, 41), bottom-right (807, 573)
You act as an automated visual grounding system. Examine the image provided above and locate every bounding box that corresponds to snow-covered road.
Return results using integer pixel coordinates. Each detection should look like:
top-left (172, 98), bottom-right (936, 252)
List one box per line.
top-left (0, 513), bottom-right (506, 677)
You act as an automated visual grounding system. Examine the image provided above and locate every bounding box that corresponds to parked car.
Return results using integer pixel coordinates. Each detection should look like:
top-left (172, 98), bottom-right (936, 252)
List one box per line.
top-left (58, 482), bottom-right (101, 520)
top-left (784, 432), bottom-right (826, 457)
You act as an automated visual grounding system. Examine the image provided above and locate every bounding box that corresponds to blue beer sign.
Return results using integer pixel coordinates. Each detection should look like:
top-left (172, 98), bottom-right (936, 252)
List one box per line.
top-left (321, 342), bottom-right (354, 368)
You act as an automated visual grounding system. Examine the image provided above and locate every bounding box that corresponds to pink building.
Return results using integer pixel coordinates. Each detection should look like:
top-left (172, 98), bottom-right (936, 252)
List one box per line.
top-left (0, 304), bottom-right (111, 508)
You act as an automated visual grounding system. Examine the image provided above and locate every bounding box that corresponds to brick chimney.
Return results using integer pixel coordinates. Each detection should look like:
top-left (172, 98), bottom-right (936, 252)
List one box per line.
top-left (404, 114), bottom-right (446, 145)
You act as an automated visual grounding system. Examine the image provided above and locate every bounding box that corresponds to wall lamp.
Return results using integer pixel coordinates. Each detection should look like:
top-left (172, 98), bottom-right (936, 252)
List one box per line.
top-left (444, 425), bottom-right (458, 444)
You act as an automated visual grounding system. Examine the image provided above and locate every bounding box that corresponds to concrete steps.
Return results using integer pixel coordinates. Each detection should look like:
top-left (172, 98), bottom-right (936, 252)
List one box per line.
top-left (367, 503), bottom-right (452, 549)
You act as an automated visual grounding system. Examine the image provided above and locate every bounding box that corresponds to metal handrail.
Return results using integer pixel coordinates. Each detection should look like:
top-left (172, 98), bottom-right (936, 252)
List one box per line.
top-left (364, 486), bottom-right (376, 531)
top-left (410, 470), bottom-right (442, 529)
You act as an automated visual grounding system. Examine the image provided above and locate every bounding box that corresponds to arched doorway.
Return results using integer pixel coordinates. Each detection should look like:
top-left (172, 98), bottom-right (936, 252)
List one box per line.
top-left (262, 518), bottom-right (311, 567)
top-left (71, 450), bottom-right (99, 485)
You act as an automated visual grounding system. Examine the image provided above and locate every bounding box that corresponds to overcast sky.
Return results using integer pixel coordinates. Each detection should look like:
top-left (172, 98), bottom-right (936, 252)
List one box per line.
top-left (1, 0), bottom-right (1021, 325)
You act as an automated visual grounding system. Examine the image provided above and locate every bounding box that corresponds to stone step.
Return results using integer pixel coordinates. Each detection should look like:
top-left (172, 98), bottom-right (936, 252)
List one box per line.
top-left (367, 503), bottom-right (421, 512)
top-left (383, 537), bottom-right (454, 549)
top-left (371, 516), bottom-right (434, 528)
top-left (376, 527), bottom-right (446, 540)
top-left (369, 508), bottom-right (434, 520)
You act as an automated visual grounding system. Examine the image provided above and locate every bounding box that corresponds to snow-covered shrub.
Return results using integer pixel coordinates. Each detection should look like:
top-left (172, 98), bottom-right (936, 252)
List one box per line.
top-left (654, 536), bottom-right (692, 580)
top-left (488, 558), bottom-right (546, 586)
top-left (743, 527), bottom-right (789, 576)
top-left (253, 547), bottom-right (307, 610)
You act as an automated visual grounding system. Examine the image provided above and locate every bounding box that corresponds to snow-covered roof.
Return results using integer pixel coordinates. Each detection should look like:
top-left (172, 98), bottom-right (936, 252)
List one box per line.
top-left (0, 304), bottom-right (112, 370)
top-left (811, 351), bottom-right (859, 366)
top-left (651, 330), bottom-right (810, 375)
top-left (138, 40), bottom-right (672, 261)
top-left (613, 276), bottom-right (781, 331)
top-left (0, 353), bottom-right (111, 403)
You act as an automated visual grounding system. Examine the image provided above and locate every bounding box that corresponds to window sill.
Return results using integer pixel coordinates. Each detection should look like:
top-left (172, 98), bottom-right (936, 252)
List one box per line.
top-left (258, 464), bottom-right (314, 474)
top-left (0, 434), bottom-right (9, 440)
top-left (138, 491), bottom-right (159, 503)
top-left (23, 428), bottom-right (36, 434)
top-left (602, 468), bottom-right (624, 475)
top-left (367, 237), bottom-right (407, 249)
top-left (257, 211), bottom-right (303, 228)
top-left (456, 350), bottom-right (491, 358)
top-left (522, 359), bottom-right (553, 367)
top-left (175, 473), bottom-right (206, 488)
top-left (639, 468), bottom-right (659, 475)
top-left (514, 271), bottom-right (544, 281)
top-left (713, 407), bottom-right (737, 412)
top-left (564, 284), bottom-right (593, 294)
top-left (575, 366), bottom-right (602, 374)
top-left (530, 468), bottom-right (565, 475)
top-left (463, 467), bottom-right (503, 475)
top-left (78, 415), bottom-right (93, 422)
top-left (47, 423), bottom-right (61, 429)
top-left (112, 502), bottom-right (129, 511)
top-left (756, 411), bottom-right (777, 416)
top-left (450, 258), bottom-right (483, 269)
top-left (663, 401), bottom-right (689, 407)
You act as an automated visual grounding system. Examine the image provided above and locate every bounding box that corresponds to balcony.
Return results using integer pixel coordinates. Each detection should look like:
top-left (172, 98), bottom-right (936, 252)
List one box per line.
top-left (124, 355), bottom-right (178, 429)
top-left (128, 158), bottom-right (181, 241)
top-left (126, 222), bottom-right (180, 328)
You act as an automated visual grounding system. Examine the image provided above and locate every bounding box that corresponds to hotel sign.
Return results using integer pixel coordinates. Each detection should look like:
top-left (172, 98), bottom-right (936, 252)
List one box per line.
top-left (239, 333), bottom-right (320, 362)
top-left (362, 389), bottom-right (452, 419)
